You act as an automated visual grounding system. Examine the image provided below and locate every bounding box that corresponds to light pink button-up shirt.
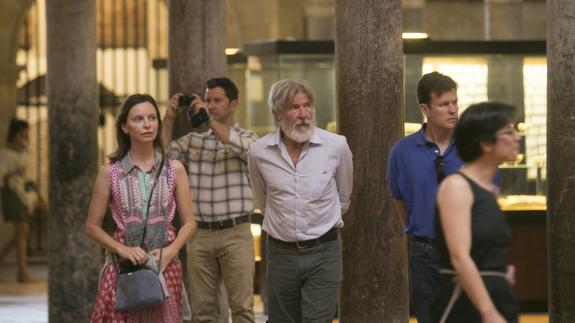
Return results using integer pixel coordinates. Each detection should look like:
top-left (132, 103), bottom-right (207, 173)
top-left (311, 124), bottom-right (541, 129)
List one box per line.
top-left (248, 127), bottom-right (353, 242)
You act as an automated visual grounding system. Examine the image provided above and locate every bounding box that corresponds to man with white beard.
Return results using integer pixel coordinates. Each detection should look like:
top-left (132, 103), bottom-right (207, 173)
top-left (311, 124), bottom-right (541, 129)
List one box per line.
top-left (247, 79), bottom-right (353, 322)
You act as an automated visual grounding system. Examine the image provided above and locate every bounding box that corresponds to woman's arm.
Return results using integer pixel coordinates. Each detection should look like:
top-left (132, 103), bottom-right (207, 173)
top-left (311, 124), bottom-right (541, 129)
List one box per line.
top-left (85, 165), bottom-right (148, 266)
top-left (437, 175), bottom-right (506, 323)
top-left (150, 160), bottom-right (196, 272)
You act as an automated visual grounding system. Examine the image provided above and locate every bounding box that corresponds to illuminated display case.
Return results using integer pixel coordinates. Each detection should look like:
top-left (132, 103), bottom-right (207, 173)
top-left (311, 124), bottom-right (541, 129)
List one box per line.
top-left (242, 40), bottom-right (548, 212)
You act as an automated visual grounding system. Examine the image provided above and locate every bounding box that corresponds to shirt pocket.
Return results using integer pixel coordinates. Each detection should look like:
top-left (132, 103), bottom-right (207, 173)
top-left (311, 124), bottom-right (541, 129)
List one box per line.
top-left (299, 172), bottom-right (334, 201)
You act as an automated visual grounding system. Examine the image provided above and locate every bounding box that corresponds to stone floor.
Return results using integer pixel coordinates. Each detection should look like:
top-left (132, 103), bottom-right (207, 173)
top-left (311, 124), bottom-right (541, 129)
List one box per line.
top-left (0, 263), bottom-right (549, 323)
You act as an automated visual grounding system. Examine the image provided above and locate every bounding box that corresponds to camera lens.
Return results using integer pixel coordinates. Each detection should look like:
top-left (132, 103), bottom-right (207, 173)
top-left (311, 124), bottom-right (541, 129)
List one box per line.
top-left (178, 95), bottom-right (194, 107)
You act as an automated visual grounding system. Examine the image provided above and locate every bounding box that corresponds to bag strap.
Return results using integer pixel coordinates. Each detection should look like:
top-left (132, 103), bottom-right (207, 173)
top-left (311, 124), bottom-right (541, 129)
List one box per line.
top-left (146, 158), bottom-right (168, 275)
top-left (138, 157), bottom-right (165, 248)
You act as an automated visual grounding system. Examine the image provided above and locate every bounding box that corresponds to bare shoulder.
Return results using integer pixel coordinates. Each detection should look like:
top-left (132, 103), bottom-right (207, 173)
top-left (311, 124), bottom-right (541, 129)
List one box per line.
top-left (170, 159), bottom-right (188, 179)
top-left (170, 159), bottom-right (185, 172)
top-left (97, 164), bottom-right (113, 178)
top-left (438, 173), bottom-right (472, 197)
top-left (437, 174), bottom-right (473, 208)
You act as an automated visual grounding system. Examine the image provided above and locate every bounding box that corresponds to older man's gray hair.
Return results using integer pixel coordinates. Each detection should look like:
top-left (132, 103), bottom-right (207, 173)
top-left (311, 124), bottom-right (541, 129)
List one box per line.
top-left (267, 79), bottom-right (315, 125)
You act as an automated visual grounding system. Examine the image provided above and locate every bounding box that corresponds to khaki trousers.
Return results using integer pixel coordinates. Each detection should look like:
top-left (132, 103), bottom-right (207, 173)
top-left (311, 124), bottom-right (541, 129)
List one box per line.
top-left (187, 222), bottom-right (255, 323)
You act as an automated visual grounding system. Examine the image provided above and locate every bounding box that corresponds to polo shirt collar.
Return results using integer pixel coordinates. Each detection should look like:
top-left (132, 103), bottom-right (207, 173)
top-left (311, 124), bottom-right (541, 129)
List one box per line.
top-left (415, 123), bottom-right (455, 148)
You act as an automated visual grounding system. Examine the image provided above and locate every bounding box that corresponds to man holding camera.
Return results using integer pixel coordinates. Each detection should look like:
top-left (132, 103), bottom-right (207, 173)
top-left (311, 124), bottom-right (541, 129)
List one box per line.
top-left (162, 77), bottom-right (257, 323)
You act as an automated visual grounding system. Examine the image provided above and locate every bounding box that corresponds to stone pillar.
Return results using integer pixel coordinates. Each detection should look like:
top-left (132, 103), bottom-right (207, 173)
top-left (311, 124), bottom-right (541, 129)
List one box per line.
top-left (335, 0), bottom-right (408, 321)
top-left (547, 0), bottom-right (575, 321)
top-left (484, 0), bottom-right (524, 40)
top-left (168, 2), bottom-right (229, 322)
top-left (425, 0), bottom-right (484, 40)
top-left (168, 0), bottom-right (225, 138)
top-left (0, 0), bottom-right (34, 142)
top-left (45, 1), bottom-right (99, 322)
top-left (304, 0), bottom-right (335, 40)
top-left (0, 66), bottom-right (20, 152)
top-left (487, 57), bottom-right (527, 196)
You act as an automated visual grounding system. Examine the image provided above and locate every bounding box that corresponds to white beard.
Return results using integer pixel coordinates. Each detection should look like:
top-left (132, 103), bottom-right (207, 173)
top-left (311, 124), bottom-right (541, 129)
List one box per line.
top-left (279, 116), bottom-right (315, 143)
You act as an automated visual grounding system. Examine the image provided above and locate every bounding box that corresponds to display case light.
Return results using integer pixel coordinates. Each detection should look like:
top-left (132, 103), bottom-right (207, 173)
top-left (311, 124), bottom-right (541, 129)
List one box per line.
top-left (225, 48), bottom-right (240, 55)
top-left (402, 32), bottom-right (429, 40)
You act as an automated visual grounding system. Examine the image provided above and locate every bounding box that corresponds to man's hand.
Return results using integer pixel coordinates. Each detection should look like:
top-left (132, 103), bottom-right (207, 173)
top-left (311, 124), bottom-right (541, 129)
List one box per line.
top-left (165, 93), bottom-right (183, 120)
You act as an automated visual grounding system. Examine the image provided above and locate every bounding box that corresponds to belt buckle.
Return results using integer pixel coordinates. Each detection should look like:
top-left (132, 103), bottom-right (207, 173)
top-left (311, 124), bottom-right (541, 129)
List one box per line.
top-left (296, 240), bottom-right (305, 249)
top-left (219, 220), bottom-right (226, 229)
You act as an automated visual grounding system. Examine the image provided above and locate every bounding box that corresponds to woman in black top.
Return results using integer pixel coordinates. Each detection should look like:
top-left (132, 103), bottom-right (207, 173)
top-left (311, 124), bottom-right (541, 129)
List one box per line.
top-left (432, 102), bottom-right (520, 323)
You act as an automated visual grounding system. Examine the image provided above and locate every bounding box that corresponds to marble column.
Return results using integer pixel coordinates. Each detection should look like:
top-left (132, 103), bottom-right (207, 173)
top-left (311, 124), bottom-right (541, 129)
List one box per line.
top-left (168, 0), bottom-right (225, 139)
top-left (45, 1), bottom-right (100, 322)
top-left (547, 0), bottom-right (575, 321)
top-left (335, 0), bottom-right (408, 321)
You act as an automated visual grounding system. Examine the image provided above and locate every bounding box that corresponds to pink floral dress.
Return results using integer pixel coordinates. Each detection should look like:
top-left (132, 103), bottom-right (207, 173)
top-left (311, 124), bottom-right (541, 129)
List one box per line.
top-left (90, 155), bottom-right (184, 323)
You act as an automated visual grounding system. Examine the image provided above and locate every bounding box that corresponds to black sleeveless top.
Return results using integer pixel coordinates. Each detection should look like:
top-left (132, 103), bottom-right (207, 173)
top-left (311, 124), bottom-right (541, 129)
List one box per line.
top-left (435, 172), bottom-right (511, 272)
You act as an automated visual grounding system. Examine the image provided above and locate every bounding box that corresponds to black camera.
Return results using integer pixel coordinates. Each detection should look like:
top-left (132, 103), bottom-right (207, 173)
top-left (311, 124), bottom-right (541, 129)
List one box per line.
top-left (178, 95), bottom-right (195, 107)
top-left (187, 107), bottom-right (211, 127)
top-left (178, 94), bottom-right (210, 127)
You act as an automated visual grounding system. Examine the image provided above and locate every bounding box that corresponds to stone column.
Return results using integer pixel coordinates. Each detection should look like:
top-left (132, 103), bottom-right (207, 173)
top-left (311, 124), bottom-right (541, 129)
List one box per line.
top-left (547, 0), bottom-right (575, 321)
top-left (0, 66), bottom-right (20, 151)
top-left (0, 0), bottom-right (34, 142)
top-left (168, 0), bottom-right (225, 139)
top-left (335, 0), bottom-right (408, 321)
top-left (45, 1), bottom-right (99, 322)
top-left (304, 0), bottom-right (335, 40)
top-left (168, 2), bottom-right (228, 322)
top-left (487, 57), bottom-right (527, 196)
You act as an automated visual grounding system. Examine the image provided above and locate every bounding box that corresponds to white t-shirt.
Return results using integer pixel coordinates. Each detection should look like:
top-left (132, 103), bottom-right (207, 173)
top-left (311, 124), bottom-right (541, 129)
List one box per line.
top-left (0, 147), bottom-right (31, 208)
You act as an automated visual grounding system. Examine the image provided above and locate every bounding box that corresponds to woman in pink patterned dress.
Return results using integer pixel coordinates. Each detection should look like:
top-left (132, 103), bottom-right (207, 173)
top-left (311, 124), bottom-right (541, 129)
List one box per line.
top-left (85, 94), bottom-right (196, 322)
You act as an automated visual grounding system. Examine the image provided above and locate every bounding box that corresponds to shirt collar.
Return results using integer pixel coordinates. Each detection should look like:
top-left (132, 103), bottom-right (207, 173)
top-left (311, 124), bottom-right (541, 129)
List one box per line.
top-left (415, 123), bottom-right (455, 147)
top-left (118, 151), bottom-right (163, 177)
top-left (266, 127), bottom-right (322, 147)
top-left (415, 123), bottom-right (429, 146)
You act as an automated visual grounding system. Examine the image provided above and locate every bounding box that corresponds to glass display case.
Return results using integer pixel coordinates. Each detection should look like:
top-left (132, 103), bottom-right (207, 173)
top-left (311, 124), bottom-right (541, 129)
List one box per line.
top-left (242, 40), bottom-right (548, 211)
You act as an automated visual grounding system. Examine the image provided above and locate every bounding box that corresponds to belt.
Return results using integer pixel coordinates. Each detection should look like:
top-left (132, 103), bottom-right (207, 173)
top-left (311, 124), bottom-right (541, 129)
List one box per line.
top-left (268, 228), bottom-right (339, 249)
top-left (196, 214), bottom-right (251, 230)
top-left (410, 236), bottom-right (434, 244)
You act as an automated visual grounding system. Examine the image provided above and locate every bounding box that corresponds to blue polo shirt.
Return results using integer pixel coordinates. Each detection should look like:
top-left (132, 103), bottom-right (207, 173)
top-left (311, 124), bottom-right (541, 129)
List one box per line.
top-left (387, 124), bottom-right (463, 240)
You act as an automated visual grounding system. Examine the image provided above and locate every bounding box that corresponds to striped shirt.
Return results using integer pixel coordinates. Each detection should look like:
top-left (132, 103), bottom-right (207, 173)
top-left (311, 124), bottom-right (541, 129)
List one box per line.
top-left (168, 124), bottom-right (257, 222)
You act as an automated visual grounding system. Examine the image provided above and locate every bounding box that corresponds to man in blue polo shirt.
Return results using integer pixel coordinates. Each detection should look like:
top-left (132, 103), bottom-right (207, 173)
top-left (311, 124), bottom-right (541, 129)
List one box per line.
top-left (387, 72), bottom-right (462, 323)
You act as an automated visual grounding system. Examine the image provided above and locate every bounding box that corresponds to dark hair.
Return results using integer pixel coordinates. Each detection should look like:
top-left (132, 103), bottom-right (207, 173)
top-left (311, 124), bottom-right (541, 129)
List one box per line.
top-left (206, 77), bottom-right (238, 101)
top-left (455, 102), bottom-right (515, 163)
top-left (417, 72), bottom-right (458, 105)
top-left (109, 94), bottom-right (163, 163)
top-left (7, 118), bottom-right (29, 143)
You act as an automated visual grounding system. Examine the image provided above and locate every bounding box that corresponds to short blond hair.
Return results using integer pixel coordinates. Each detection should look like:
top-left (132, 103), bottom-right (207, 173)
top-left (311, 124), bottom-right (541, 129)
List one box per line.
top-left (267, 79), bottom-right (315, 125)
